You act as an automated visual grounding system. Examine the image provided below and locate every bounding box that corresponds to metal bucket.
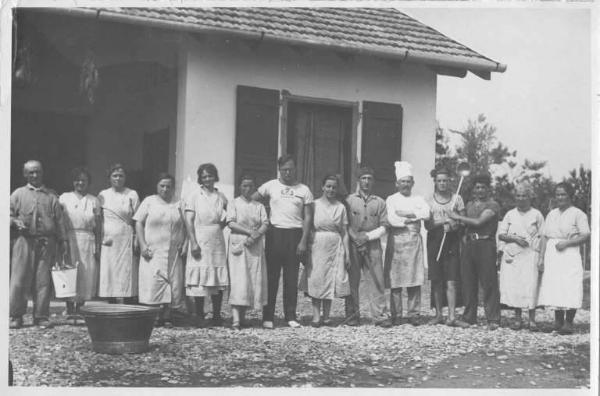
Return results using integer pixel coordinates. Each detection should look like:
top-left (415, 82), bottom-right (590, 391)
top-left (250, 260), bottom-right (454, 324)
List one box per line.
top-left (80, 304), bottom-right (160, 354)
top-left (51, 267), bottom-right (77, 298)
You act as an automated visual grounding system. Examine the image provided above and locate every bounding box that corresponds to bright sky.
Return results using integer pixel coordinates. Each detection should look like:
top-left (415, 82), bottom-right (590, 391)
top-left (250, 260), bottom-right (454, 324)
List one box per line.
top-left (404, 6), bottom-right (592, 180)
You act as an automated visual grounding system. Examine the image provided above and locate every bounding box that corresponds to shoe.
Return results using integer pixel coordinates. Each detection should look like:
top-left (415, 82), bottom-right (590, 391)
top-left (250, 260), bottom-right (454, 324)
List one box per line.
top-left (376, 318), bottom-right (393, 328)
top-left (287, 320), bottom-right (301, 328)
top-left (262, 321), bottom-right (274, 329)
top-left (9, 317), bottom-right (23, 329)
top-left (345, 318), bottom-right (360, 327)
top-left (428, 316), bottom-right (445, 326)
top-left (528, 321), bottom-right (539, 332)
top-left (446, 319), bottom-right (470, 328)
top-left (36, 319), bottom-right (54, 330)
top-left (211, 316), bottom-right (224, 327)
top-left (231, 322), bottom-right (241, 331)
top-left (510, 320), bottom-right (522, 331)
top-left (322, 319), bottom-right (333, 327)
top-left (163, 321), bottom-right (174, 329)
top-left (310, 321), bottom-right (321, 328)
top-left (559, 322), bottom-right (573, 335)
top-left (487, 322), bottom-right (499, 331)
top-left (408, 317), bottom-right (420, 326)
top-left (552, 321), bottom-right (564, 332)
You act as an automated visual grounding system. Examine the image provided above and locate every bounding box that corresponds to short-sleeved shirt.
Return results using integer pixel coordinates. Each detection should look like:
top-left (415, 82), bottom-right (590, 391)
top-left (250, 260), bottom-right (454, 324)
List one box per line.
top-left (258, 179), bottom-right (313, 229)
top-left (345, 192), bottom-right (388, 233)
top-left (10, 184), bottom-right (64, 239)
top-left (465, 198), bottom-right (501, 236)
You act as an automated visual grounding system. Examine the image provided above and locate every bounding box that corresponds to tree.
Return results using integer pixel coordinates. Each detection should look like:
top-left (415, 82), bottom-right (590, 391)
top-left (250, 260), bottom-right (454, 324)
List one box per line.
top-left (435, 115), bottom-right (555, 217)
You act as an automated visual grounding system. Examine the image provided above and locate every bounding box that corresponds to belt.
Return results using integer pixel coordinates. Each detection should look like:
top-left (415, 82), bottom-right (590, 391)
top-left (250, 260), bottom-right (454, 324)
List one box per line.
top-left (466, 233), bottom-right (492, 241)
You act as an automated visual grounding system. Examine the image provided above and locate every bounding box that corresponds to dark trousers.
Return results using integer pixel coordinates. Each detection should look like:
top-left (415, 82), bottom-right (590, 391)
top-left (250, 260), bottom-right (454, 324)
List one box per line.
top-left (10, 236), bottom-right (56, 320)
top-left (263, 227), bottom-right (303, 322)
top-left (461, 239), bottom-right (500, 324)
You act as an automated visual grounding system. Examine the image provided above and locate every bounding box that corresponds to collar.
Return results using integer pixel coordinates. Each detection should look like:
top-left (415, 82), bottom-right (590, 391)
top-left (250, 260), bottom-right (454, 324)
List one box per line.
top-left (351, 190), bottom-right (376, 202)
top-left (27, 183), bottom-right (46, 192)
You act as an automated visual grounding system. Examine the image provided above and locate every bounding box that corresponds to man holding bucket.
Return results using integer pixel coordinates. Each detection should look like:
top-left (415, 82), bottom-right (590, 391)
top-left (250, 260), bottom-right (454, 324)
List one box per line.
top-left (9, 160), bottom-right (68, 329)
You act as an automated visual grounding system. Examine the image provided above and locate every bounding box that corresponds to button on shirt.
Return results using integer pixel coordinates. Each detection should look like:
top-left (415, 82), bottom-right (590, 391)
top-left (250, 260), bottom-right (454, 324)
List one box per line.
top-left (258, 179), bottom-right (313, 229)
top-left (10, 184), bottom-right (64, 239)
top-left (346, 192), bottom-right (388, 233)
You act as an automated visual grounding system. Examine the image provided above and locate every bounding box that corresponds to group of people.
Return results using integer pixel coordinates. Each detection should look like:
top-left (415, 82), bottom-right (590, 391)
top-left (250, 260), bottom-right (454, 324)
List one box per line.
top-left (9, 156), bottom-right (590, 335)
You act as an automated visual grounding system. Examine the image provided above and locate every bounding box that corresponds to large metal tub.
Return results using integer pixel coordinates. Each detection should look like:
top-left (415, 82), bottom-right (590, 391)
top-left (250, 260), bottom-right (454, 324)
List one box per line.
top-left (80, 304), bottom-right (160, 354)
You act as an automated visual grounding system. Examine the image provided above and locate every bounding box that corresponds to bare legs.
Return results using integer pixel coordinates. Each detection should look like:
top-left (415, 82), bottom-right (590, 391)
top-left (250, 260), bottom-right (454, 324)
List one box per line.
top-left (311, 298), bottom-right (332, 326)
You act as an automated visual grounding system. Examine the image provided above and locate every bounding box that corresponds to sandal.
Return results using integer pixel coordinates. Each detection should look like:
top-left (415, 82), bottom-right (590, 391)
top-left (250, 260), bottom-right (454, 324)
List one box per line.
top-left (310, 321), bottom-right (321, 328)
top-left (322, 319), bottom-right (333, 327)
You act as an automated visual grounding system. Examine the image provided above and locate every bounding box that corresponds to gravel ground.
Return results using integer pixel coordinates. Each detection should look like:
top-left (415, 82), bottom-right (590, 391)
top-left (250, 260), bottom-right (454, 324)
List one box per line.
top-left (9, 280), bottom-right (591, 388)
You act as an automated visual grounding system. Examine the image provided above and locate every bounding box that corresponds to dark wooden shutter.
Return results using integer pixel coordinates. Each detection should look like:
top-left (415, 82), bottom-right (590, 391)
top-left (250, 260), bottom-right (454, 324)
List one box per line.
top-left (235, 86), bottom-right (280, 195)
top-left (361, 101), bottom-right (403, 199)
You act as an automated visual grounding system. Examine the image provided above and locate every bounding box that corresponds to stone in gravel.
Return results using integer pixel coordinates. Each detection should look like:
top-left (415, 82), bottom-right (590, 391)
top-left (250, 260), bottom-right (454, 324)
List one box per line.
top-left (530, 381), bottom-right (537, 386)
top-left (515, 368), bottom-right (525, 374)
top-left (497, 355), bottom-right (508, 360)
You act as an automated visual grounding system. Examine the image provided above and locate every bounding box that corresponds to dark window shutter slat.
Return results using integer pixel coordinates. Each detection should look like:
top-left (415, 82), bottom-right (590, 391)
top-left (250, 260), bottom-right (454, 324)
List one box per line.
top-left (361, 101), bottom-right (403, 199)
top-left (235, 86), bottom-right (280, 195)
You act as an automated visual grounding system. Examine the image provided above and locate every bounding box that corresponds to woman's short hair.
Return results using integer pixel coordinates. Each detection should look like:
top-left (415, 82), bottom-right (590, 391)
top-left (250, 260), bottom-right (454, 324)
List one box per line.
top-left (156, 172), bottom-right (175, 185)
top-left (277, 154), bottom-right (295, 168)
top-left (555, 182), bottom-right (575, 200)
top-left (238, 173), bottom-right (256, 186)
top-left (71, 166), bottom-right (91, 183)
top-left (197, 163), bottom-right (219, 183)
top-left (472, 172), bottom-right (492, 187)
top-left (321, 174), bottom-right (339, 187)
top-left (107, 163), bottom-right (126, 178)
top-left (430, 166), bottom-right (452, 179)
top-left (514, 181), bottom-right (535, 199)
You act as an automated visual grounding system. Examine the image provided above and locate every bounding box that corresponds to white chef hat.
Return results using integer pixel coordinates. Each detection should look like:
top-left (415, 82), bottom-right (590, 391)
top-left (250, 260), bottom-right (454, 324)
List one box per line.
top-left (394, 161), bottom-right (413, 180)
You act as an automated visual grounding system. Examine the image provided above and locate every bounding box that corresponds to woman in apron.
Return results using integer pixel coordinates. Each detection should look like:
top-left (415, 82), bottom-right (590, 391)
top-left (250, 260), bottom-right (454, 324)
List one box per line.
top-left (59, 167), bottom-right (101, 324)
top-left (183, 163), bottom-right (229, 327)
top-left (134, 173), bottom-right (186, 327)
top-left (226, 175), bottom-right (269, 330)
top-left (497, 182), bottom-right (544, 331)
top-left (537, 182), bottom-right (590, 334)
top-left (98, 164), bottom-right (139, 303)
top-left (301, 175), bottom-right (350, 327)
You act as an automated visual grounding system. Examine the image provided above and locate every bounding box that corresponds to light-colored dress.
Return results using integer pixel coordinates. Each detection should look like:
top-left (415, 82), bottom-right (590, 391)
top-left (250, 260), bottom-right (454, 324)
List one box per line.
top-left (227, 196), bottom-right (269, 309)
top-left (184, 186), bottom-right (229, 296)
top-left (497, 207), bottom-right (544, 309)
top-left (98, 187), bottom-right (139, 297)
top-left (537, 206), bottom-right (589, 309)
top-left (59, 191), bottom-right (100, 302)
top-left (302, 199), bottom-right (350, 299)
top-left (384, 193), bottom-right (430, 288)
top-left (133, 195), bottom-right (186, 308)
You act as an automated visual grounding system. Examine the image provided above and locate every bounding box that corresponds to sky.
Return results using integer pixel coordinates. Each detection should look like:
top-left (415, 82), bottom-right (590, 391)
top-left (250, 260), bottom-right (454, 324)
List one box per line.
top-left (403, 6), bottom-right (592, 180)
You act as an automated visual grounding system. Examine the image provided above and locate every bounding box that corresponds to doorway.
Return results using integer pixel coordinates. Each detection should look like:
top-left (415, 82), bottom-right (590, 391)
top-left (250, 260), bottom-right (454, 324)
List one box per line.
top-left (286, 101), bottom-right (354, 196)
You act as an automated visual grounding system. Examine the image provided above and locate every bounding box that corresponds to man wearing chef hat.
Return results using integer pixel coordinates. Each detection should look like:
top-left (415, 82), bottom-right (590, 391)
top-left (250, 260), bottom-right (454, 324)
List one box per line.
top-left (378, 161), bottom-right (430, 327)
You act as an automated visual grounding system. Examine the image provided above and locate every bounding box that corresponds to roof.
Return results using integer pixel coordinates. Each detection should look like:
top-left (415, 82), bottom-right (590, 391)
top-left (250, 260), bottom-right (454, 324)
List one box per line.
top-left (50, 7), bottom-right (506, 78)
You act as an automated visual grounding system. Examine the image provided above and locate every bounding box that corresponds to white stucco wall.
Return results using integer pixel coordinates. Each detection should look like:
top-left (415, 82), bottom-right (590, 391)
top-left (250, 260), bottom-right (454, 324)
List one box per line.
top-left (176, 35), bottom-right (437, 201)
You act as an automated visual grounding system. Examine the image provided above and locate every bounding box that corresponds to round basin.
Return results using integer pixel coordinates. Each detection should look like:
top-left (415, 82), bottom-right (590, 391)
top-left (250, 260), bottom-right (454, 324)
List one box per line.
top-left (80, 304), bottom-right (160, 354)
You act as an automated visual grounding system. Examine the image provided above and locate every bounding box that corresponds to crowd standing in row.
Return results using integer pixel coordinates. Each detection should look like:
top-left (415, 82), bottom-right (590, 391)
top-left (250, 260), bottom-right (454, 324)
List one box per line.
top-left (9, 157), bottom-right (590, 335)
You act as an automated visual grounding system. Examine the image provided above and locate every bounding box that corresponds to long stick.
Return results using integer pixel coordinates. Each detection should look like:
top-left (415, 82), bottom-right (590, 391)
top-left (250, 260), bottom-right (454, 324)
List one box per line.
top-left (436, 175), bottom-right (465, 262)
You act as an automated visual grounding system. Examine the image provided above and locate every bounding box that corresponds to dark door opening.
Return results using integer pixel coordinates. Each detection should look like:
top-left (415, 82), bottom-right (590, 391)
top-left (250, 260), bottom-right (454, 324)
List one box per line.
top-left (140, 128), bottom-right (170, 200)
top-left (286, 102), bottom-right (353, 196)
top-left (11, 110), bottom-right (88, 194)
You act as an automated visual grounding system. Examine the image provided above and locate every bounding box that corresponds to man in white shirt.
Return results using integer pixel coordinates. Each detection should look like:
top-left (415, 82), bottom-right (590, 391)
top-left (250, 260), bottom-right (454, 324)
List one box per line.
top-left (379, 161), bottom-right (430, 327)
top-left (255, 155), bottom-right (313, 329)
